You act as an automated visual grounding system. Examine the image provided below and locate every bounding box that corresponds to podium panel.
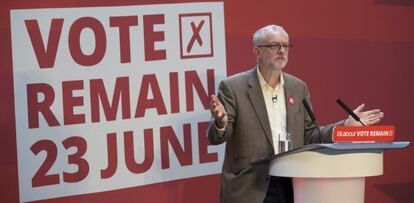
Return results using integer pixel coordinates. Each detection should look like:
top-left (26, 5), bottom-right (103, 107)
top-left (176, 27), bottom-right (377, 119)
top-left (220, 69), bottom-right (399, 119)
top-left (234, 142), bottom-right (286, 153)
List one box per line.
top-left (264, 142), bottom-right (409, 203)
top-left (269, 148), bottom-right (383, 178)
top-left (293, 177), bottom-right (365, 203)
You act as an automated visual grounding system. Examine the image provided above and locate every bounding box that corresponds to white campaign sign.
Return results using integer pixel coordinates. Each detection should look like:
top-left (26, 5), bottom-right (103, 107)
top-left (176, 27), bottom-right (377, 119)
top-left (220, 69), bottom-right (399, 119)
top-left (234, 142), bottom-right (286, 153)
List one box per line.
top-left (11, 2), bottom-right (226, 202)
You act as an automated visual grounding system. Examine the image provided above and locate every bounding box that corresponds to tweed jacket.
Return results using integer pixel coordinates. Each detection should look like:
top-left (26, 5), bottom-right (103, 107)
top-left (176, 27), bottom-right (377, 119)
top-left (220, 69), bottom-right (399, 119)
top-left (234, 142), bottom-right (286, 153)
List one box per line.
top-left (207, 68), bottom-right (342, 203)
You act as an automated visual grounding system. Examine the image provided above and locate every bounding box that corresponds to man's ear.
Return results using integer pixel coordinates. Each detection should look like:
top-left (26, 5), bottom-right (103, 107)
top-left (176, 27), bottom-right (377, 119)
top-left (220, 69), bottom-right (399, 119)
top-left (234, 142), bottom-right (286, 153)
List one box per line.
top-left (253, 47), bottom-right (260, 58)
top-left (253, 47), bottom-right (262, 62)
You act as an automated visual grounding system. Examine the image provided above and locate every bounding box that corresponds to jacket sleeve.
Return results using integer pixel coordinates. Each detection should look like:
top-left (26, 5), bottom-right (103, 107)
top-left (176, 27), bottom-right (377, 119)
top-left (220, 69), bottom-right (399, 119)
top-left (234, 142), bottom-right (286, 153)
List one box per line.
top-left (303, 83), bottom-right (345, 144)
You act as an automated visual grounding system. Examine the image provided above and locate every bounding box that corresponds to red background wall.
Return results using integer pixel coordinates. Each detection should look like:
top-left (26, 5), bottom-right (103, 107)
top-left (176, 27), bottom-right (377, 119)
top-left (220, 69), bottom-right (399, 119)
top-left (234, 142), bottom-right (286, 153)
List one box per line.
top-left (1, 0), bottom-right (413, 202)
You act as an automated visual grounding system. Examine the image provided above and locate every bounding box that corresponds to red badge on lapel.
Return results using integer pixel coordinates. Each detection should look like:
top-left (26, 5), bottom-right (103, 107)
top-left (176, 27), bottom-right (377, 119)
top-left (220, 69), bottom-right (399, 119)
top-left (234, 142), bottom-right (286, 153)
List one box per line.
top-left (288, 96), bottom-right (295, 105)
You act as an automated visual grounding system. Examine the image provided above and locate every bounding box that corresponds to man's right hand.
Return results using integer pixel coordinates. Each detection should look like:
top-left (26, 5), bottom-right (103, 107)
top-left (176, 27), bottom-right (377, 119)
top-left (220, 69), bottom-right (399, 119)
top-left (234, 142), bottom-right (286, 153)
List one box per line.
top-left (210, 95), bottom-right (228, 128)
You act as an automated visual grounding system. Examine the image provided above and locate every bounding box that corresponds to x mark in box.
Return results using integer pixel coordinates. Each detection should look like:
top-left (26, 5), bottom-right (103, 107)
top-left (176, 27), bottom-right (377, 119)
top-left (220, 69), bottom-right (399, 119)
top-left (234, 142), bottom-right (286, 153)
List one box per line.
top-left (179, 13), bottom-right (214, 59)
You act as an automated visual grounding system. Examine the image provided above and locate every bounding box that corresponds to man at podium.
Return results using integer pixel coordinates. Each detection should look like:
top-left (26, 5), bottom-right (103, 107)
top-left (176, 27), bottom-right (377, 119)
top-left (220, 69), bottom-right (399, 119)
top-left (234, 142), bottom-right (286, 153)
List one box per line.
top-left (207, 24), bottom-right (384, 203)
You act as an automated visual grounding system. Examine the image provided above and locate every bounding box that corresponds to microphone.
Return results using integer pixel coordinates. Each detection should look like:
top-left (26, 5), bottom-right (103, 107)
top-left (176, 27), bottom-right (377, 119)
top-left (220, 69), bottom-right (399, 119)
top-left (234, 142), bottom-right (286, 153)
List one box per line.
top-left (272, 95), bottom-right (277, 103)
top-left (302, 99), bottom-right (323, 143)
top-left (336, 98), bottom-right (365, 126)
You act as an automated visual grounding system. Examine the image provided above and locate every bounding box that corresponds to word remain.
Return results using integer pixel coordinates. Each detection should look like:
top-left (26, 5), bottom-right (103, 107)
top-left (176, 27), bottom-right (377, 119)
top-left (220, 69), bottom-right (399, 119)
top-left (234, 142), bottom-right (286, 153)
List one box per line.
top-left (27, 69), bottom-right (215, 128)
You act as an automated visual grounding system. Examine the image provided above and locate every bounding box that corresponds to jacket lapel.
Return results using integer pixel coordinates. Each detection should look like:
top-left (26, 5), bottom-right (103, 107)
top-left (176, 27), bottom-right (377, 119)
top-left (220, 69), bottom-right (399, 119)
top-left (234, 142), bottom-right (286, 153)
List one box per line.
top-left (247, 68), bottom-right (274, 150)
top-left (283, 73), bottom-right (300, 136)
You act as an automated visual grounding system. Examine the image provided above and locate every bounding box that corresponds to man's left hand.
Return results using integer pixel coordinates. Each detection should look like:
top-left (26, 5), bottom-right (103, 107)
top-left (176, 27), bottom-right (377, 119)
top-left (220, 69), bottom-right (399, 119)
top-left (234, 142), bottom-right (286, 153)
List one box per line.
top-left (344, 103), bottom-right (384, 126)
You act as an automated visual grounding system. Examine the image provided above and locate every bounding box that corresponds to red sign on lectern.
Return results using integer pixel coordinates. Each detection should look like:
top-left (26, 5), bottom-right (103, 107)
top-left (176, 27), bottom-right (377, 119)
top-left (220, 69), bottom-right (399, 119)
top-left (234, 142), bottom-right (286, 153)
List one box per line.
top-left (332, 125), bottom-right (395, 142)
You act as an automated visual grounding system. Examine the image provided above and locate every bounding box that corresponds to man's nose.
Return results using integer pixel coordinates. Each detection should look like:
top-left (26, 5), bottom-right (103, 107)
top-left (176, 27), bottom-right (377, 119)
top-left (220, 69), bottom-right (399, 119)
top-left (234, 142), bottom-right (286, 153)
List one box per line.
top-left (278, 46), bottom-right (288, 53)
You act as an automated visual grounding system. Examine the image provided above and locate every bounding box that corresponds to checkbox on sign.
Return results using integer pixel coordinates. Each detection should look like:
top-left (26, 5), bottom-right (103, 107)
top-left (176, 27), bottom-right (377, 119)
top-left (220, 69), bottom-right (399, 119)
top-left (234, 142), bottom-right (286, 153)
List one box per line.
top-left (179, 13), bottom-right (213, 59)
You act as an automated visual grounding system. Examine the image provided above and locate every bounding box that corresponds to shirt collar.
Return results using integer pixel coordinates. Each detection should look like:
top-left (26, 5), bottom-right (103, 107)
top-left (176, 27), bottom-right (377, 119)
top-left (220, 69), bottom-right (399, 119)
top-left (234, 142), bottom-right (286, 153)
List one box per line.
top-left (257, 66), bottom-right (285, 89)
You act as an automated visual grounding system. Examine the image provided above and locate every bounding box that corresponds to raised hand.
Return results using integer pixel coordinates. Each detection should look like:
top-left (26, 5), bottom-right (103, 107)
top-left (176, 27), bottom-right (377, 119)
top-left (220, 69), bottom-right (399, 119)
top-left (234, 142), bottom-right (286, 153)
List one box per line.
top-left (344, 103), bottom-right (384, 126)
top-left (210, 95), bottom-right (228, 128)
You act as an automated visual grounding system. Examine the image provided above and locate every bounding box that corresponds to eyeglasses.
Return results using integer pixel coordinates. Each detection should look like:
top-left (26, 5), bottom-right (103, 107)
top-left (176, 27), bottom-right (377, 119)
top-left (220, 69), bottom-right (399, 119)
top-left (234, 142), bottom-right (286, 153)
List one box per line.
top-left (257, 43), bottom-right (293, 51)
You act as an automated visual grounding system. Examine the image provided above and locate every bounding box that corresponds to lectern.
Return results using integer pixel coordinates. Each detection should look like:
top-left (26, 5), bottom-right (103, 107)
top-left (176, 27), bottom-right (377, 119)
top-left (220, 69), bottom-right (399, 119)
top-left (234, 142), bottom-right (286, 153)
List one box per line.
top-left (267, 142), bottom-right (409, 203)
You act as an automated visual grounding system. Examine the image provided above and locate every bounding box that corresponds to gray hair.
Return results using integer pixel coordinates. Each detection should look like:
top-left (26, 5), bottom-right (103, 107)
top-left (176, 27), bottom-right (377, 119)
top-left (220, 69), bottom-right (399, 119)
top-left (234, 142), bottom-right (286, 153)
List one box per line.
top-left (253, 24), bottom-right (289, 46)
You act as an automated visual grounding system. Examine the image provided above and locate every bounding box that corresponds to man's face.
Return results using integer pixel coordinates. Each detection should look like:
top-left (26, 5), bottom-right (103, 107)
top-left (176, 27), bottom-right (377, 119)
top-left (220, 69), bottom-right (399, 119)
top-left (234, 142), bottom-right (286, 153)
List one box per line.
top-left (255, 31), bottom-right (290, 71)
